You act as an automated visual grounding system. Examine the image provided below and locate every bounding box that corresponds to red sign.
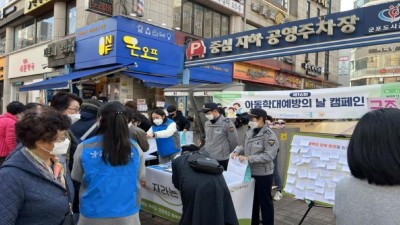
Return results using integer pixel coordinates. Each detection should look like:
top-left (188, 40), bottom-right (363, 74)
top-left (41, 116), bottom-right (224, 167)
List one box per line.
top-left (19, 59), bottom-right (35, 73)
top-left (379, 68), bottom-right (400, 74)
top-left (186, 40), bottom-right (206, 60)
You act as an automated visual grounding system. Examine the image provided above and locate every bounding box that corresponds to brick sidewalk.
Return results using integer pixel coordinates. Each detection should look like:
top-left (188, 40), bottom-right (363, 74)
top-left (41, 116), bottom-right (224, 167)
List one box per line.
top-left (140, 193), bottom-right (336, 225)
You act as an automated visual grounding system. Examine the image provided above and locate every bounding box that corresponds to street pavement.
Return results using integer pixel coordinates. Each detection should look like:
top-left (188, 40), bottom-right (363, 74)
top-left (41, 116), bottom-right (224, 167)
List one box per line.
top-left (140, 192), bottom-right (336, 225)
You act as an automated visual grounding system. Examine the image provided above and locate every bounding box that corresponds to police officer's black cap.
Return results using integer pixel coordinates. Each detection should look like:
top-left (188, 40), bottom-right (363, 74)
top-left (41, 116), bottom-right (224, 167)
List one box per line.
top-left (167, 105), bottom-right (176, 112)
top-left (201, 103), bottom-right (219, 113)
top-left (249, 108), bottom-right (268, 118)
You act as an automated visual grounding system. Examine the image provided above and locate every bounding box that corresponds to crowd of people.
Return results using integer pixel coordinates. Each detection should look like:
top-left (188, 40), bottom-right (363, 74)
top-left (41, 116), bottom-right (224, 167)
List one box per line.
top-left (0, 92), bottom-right (398, 225)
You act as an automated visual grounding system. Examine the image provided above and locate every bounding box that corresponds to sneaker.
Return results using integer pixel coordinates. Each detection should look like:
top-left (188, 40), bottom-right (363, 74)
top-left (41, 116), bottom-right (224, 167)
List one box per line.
top-left (273, 191), bottom-right (283, 201)
top-left (272, 186), bottom-right (278, 190)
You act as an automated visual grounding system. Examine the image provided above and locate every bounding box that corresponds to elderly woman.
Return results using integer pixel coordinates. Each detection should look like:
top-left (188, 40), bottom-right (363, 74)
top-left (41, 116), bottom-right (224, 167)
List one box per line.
top-left (334, 108), bottom-right (400, 224)
top-left (0, 108), bottom-right (74, 225)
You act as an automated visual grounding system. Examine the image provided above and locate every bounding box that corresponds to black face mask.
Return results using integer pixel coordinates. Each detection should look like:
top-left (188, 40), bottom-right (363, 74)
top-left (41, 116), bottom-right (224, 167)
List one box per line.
top-left (169, 113), bottom-right (175, 117)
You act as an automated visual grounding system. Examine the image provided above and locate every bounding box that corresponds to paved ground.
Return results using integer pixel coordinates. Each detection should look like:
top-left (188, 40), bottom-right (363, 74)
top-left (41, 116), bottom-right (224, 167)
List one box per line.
top-left (140, 191), bottom-right (335, 225)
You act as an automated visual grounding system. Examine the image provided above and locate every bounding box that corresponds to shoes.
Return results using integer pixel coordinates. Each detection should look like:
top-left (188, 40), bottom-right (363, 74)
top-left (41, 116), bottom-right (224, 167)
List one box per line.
top-left (272, 186), bottom-right (278, 190)
top-left (273, 191), bottom-right (283, 201)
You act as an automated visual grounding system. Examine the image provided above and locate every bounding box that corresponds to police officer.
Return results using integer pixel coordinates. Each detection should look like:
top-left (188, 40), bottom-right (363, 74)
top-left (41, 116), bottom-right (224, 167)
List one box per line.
top-left (201, 102), bottom-right (238, 170)
top-left (231, 108), bottom-right (279, 225)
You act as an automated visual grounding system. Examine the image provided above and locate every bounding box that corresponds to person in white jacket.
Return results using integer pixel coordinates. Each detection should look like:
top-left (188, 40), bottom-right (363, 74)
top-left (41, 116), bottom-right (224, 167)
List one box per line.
top-left (147, 109), bottom-right (181, 164)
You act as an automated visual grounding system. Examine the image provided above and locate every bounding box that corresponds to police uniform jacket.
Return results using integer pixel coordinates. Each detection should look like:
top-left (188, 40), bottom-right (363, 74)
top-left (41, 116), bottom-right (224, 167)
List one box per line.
top-left (203, 115), bottom-right (238, 161)
top-left (239, 124), bottom-right (279, 176)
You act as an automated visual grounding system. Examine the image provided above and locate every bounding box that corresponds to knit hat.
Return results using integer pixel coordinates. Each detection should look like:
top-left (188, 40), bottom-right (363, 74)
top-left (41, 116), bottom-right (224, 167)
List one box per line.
top-left (80, 99), bottom-right (101, 114)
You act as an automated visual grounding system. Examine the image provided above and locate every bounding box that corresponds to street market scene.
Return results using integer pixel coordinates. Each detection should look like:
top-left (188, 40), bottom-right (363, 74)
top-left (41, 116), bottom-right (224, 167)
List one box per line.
top-left (0, 0), bottom-right (400, 225)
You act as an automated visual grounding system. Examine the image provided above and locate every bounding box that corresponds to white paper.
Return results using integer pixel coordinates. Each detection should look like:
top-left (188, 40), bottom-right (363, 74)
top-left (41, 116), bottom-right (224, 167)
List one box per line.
top-left (312, 150), bottom-right (321, 158)
top-left (303, 153), bottom-right (313, 158)
top-left (287, 175), bottom-right (296, 184)
top-left (306, 181), bottom-right (316, 190)
top-left (324, 191), bottom-right (335, 200)
top-left (342, 165), bottom-right (350, 172)
top-left (296, 161), bottom-right (305, 166)
top-left (291, 155), bottom-right (300, 164)
top-left (333, 174), bottom-right (344, 183)
top-left (326, 162), bottom-right (337, 170)
top-left (296, 180), bottom-right (306, 190)
top-left (307, 170), bottom-right (318, 180)
top-left (320, 153), bottom-right (330, 161)
top-left (294, 189), bottom-right (305, 200)
top-left (300, 139), bottom-right (310, 147)
top-left (326, 181), bottom-right (336, 189)
top-left (315, 179), bottom-right (326, 188)
top-left (300, 146), bottom-right (310, 153)
top-left (227, 157), bottom-right (249, 181)
top-left (298, 169), bottom-right (308, 178)
top-left (320, 170), bottom-right (330, 178)
top-left (317, 161), bottom-right (327, 168)
top-left (223, 172), bottom-right (242, 184)
top-left (288, 167), bottom-right (297, 175)
top-left (305, 191), bottom-right (315, 201)
top-left (290, 147), bottom-right (300, 153)
top-left (330, 151), bottom-right (340, 159)
top-left (284, 184), bottom-right (294, 193)
top-left (146, 138), bottom-right (158, 155)
top-left (315, 186), bottom-right (325, 194)
top-left (302, 158), bottom-right (312, 163)
top-left (338, 156), bottom-right (348, 165)
top-left (309, 160), bottom-right (318, 169)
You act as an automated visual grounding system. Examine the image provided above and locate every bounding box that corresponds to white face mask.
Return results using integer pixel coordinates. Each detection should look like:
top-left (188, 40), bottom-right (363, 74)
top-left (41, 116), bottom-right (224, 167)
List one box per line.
top-left (40, 139), bottom-right (70, 155)
top-left (205, 114), bottom-right (214, 121)
top-left (68, 114), bottom-right (81, 124)
top-left (248, 121), bottom-right (259, 129)
top-left (154, 119), bottom-right (163, 126)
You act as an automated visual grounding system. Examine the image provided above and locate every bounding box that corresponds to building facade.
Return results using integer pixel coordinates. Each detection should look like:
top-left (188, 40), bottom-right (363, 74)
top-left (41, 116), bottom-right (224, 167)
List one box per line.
top-left (0, 0), bottom-right (342, 112)
top-left (350, 0), bottom-right (400, 86)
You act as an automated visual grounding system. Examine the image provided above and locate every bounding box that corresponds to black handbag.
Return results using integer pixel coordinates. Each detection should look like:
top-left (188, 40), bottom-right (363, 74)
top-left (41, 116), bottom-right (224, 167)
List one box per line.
top-left (62, 179), bottom-right (79, 225)
top-left (187, 151), bottom-right (224, 175)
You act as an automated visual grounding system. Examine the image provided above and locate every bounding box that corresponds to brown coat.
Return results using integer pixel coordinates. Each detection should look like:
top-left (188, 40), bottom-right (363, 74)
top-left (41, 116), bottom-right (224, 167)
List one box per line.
top-left (129, 125), bottom-right (149, 152)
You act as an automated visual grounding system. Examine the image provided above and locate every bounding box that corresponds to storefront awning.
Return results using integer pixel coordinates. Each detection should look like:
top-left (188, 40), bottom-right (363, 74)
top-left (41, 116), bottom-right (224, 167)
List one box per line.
top-left (123, 72), bottom-right (177, 88)
top-left (19, 64), bottom-right (127, 92)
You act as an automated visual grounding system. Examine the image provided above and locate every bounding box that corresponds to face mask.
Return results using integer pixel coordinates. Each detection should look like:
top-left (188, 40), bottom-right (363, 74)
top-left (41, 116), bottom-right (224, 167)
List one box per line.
top-left (205, 114), bottom-right (214, 120)
top-left (68, 114), bottom-right (81, 124)
top-left (40, 139), bottom-right (70, 155)
top-left (248, 121), bottom-right (259, 129)
top-left (154, 119), bottom-right (163, 126)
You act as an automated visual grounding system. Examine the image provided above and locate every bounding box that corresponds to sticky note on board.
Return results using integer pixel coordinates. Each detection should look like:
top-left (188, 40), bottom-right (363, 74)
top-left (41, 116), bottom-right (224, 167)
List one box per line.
top-left (294, 189), bottom-right (306, 200)
top-left (300, 146), bottom-right (310, 153)
top-left (326, 162), bottom-right (337, 170)
top-left (317, 161), bottom-right (327, 168)
top-left (307, 170), bottom-right (318, 180)
top-left (320, 170), bottom-right (331, 178)
top-left (291, 155), bottom-right (300, 164)
top-left (326, 180), bottom-right (336, 189)
top-left (312, 150), bottom-right (321, 158)
top-left (330, 151), bottom-right (340, 159)
top-left (290, 147), bottom-right (300, 153)
top-left (302, 158), bottom-right (312, 163)
top-left (324, 191), bottom-right (335, 200)
top-left (300, 139), bottom-right (310, 147)
top-left (298, 169), bottom-right (308, 178)
top-left (287, 175), bottom-right (296, 184)
top-left (333, 174), bottom-right (344, 182)
top-left (315, 179), bottom-right (326, 188)
top-left (288, 167), bottom-right (297, 175)
top-left (339, 156), bottom-right (348, 165)
top-left (305, 191), bottom-right (315, 201)
top-left (284, 184), bottom-right (294, 193)
top-left (306, 182), bottom-right (316, 190)
top-left (320, 153), bottom-right (330, 161)
top-left (315, 186), bottom-right (325, 194)
top-left (342, 165), bottom-right (350, 172)
top-left (295, 180), bottom-right (306, 190)
top-left (309, 160), bottom-right (318, 169)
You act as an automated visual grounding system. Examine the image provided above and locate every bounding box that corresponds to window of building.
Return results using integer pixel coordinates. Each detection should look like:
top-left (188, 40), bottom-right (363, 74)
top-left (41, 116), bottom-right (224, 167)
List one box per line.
top-left (384, 54), bottom-right (400, 67)
top-left (271, 0), bottom-right (288, 9)
top-left (182, 2), bottom-right (193, 33)
top-left (355, 57), bottom-right (368, 70)
top-left (178, 1), bottom-right (229, 38)
top-left (36, 12), bottom-right (54, 43)
top-left (0, 33), bottom-right (5, 55)
top-left (307, 1), bottom-right (311, 18)
top-left (14, 19), bottom-right (35, 50)
top-left (0, 0), bottom-right (16, 8)
top-left (367, 56), bottom-right (378, 68)
top-left (14, 11), bottom-right (54, 51)
top-left (67, 2), bottom-right (76, 35)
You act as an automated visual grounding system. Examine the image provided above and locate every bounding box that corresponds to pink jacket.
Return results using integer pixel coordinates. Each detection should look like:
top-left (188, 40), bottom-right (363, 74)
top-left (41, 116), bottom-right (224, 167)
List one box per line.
top-left (0, 113), bottom-right (18, 157)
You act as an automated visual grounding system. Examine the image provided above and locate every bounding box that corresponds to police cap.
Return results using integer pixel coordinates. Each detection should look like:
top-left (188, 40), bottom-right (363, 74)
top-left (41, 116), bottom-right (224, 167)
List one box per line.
top-left (249, 108), bottom-right (268, 118)
top-left (201, 103), bottom-right (219, 113)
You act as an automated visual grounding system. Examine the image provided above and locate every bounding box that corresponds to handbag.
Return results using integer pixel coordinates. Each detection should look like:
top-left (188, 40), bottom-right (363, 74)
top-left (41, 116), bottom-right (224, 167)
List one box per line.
top-left (62, 179), bottom-right (79, 225)
top-left (187, 151), bottom-right (224, 175)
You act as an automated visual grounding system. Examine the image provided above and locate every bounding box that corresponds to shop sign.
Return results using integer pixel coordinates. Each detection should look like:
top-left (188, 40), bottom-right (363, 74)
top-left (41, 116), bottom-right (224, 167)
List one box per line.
top-left (251, 1), bottom-right (287, 24)
top-left (24, 0), bottom-right (52, 14)
top-left (368, 45), bottom-right (400, 53)
top-left (304, 79), bottom-right (323, 89)
top-left (190, 63), bottom-right (232, 83)
top-left (75, 17), bottom-right (182, 77)
top-left (301, 62), bottom-right (323, 76)
top-left (233, 63), bottom-right (275, 84)
top-left (185, 2), bottom-right (400, 67)
top-left (8, 44), bottom-right (53, 78)
top-left (210, 0), bottom-right (244, 15)
top-left (0, 5), bottom-right (17, 20)
top-left (85, 0), bottom-right (113, 17)
top-left (275, 73), bottom-right (302, 89)
top-left (339, 56), bottom-right (350, 76)
top-left (44, 36), bottom-right (75, 68)
top-left (0, 57), bottom-right (4, 81)
top-left (379, 67), bottom-right (400, 74)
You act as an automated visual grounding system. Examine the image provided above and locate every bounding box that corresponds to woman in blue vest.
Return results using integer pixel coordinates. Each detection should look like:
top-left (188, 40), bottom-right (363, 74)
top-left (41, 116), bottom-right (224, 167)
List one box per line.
top-left (71, 101), bottom-right (145, 225)
top-left (147, 109), bottom-right (181, 164)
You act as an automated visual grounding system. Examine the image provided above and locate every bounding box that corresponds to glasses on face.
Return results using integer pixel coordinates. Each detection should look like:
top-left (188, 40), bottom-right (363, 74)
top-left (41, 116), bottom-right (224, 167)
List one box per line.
top-left (67, 107), bottom-right (80, 113)
top-left (54, 132), bottom-right (68, 143)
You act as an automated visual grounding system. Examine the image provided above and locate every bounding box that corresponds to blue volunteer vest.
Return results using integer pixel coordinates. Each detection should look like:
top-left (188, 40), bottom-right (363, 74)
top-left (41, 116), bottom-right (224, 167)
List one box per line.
top-left (80, 135), bottom-right (141, 218)
top-left (152, 118), bottom-right (180, 157)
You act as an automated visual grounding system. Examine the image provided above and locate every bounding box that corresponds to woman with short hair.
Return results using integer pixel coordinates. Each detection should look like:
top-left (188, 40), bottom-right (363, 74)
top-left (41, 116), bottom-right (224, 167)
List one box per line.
top-left (335, 108), bottom-right (400, 225)
top-left (71, 101), bottom-right (145, 225)
top-left (0, 108), bottom-right (74, 225)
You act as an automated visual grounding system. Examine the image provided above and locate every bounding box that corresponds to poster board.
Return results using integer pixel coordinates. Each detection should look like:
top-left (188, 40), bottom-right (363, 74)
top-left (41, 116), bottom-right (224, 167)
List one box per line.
top-left (283, 133), bottom-right (351, 206)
